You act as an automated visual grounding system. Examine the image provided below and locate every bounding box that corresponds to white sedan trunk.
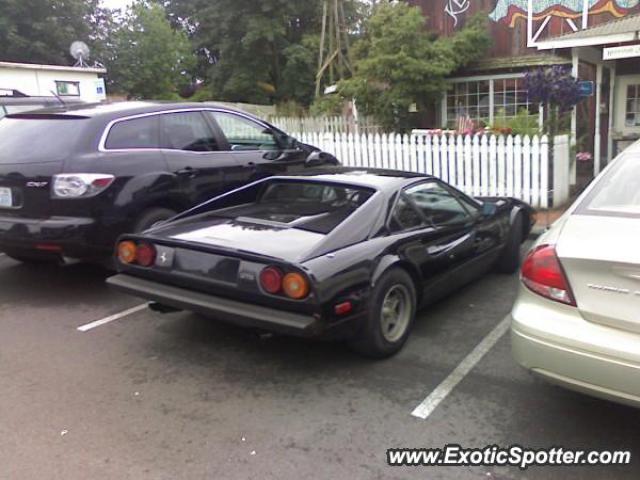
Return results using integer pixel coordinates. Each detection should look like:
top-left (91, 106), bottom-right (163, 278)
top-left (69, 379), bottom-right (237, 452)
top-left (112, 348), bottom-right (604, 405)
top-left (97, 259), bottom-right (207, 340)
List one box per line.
top-left (558, 215), bottom-right (640, 334)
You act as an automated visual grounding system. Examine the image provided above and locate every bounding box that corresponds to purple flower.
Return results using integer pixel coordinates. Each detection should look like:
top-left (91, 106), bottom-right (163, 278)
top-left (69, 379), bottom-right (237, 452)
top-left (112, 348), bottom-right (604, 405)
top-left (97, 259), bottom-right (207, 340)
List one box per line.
top-left (524, 67), bottom-right (583, 112)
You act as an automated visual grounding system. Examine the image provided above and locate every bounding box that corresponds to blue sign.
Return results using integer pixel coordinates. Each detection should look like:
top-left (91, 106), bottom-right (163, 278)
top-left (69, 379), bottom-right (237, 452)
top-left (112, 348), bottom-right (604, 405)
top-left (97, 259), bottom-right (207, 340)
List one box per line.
top-left (578, 81), bottom-right (594, 97)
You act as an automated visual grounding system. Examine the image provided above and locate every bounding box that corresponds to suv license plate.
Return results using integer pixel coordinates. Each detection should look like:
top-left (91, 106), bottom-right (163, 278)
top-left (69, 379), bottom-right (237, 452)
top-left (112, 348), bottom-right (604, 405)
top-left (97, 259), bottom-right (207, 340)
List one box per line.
top-left (0, 187), bottom-right (12, 208)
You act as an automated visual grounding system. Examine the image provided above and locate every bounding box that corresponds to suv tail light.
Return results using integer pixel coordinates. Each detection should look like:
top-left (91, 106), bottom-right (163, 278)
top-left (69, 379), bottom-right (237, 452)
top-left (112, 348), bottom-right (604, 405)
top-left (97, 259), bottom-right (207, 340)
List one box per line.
top-left (52, 174), bottom-right (115, 198)
top-left (521, 245), bottom-right (576, 306)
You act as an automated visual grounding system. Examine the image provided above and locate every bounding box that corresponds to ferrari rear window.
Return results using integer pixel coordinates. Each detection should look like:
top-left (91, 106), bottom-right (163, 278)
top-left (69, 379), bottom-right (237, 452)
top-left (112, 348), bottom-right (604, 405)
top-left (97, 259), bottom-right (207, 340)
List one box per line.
top-left (578, 155), bottom-right (640, 218)
top-left (217, 180), bottom-right (374, 234)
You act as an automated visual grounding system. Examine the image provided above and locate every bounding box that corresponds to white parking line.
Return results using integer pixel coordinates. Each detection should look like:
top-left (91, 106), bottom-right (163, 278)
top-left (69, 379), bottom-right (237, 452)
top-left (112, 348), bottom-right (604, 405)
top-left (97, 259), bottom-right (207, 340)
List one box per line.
top-left (411, 316), bottom-right (511, 420)
top-left (77, 304), bottom-right (148, 332)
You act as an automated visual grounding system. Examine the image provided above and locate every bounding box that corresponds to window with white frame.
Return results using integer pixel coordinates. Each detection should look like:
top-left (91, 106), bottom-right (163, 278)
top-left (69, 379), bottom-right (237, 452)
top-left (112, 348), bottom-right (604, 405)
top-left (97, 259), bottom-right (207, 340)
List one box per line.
top-left (444, 76), bottom-right (540, 129)
top-left (493, 78), bottom-right (537, 121)
top-left (625, 84), bottom-right (640, 127)
top-left (446, 80), bottom-right (490, 129)
top-left (55, 81), bottom-right (80, 97)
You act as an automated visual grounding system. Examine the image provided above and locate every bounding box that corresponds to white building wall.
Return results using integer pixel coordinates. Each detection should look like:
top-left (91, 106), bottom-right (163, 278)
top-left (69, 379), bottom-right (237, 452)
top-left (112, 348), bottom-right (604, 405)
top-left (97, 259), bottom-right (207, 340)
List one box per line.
top-left (0, 63), bottom-right (107, 103)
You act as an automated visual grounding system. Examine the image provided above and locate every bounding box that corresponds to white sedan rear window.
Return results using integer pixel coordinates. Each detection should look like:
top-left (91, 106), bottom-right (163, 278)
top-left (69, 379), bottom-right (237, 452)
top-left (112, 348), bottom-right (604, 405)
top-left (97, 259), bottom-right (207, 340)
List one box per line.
top-left (581, 155), bottom-right (640, 216)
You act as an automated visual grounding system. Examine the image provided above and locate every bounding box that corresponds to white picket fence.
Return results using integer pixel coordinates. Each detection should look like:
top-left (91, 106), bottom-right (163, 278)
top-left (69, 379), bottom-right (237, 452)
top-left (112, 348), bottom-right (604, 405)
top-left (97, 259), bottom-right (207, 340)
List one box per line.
top-left (295, 132), bottom-right (571, 209)
top-left (270, 115), bottom-right (380, 135)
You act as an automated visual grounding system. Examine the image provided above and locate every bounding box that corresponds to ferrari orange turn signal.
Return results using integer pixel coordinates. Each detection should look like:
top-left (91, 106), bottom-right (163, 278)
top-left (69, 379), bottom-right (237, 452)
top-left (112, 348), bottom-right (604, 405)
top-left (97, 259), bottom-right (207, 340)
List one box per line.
top-left (117, 240), bottom-right (137, 264)
top-left (282, 272), bottom-right (310, 300)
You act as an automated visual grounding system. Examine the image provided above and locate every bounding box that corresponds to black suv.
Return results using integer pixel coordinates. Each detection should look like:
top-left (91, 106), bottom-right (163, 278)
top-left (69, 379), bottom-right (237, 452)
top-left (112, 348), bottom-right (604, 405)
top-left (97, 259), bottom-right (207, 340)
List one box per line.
top-left (0, 102), bottom-right (337, 264)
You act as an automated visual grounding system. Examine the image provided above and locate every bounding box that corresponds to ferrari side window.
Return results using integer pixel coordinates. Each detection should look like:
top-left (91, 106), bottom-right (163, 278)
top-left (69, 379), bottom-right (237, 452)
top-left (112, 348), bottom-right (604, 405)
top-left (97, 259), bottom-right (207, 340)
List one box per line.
top-left (390, 195), bottom-right (425, 232)
top-left (405, 182), bottom-right (470, 227)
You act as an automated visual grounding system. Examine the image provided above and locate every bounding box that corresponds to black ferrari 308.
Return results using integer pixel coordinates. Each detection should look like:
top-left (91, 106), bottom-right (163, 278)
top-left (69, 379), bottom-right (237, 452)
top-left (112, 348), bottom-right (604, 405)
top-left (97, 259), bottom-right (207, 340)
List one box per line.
top-left (107, 169), bottom-right (534, 358)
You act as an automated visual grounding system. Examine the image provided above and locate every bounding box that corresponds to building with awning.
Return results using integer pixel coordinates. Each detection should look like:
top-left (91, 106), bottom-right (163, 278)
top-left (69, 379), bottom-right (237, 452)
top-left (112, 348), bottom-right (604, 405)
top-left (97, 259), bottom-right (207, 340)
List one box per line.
top-left (407, 0), bottom-right (640, 188)
top-left (536, 13), bottom-right (640, 174)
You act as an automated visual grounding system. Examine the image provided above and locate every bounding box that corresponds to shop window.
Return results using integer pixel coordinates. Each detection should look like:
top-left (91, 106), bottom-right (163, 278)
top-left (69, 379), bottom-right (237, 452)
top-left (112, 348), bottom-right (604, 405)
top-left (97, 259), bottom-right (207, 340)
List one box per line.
top-left (493, 78), bottom-right (537, 121)
top-left (625, 84), bottom-right (640, 127)
top-left (446, 80), bottom-right (490, 129)
top-left (55, 81), bottom-right (81, 97)
top-left (445, 77), bottom-right (539, 129)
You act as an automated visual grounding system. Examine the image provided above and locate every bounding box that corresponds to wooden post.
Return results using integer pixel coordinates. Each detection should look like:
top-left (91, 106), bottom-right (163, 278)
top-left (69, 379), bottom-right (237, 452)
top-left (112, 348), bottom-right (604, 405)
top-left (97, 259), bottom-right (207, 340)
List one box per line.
top-left (570, 49), bottom-right (579, 186)
top-left (594, 63), bottom-right (603, 176)
top-left (608, 65), bottom-right (616, 163)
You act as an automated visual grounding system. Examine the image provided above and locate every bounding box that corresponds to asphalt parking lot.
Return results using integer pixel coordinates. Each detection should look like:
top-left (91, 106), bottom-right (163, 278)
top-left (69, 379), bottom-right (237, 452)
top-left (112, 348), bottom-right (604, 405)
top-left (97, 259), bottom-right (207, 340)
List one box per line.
top-left (1, 249), bottom-right (639, 480)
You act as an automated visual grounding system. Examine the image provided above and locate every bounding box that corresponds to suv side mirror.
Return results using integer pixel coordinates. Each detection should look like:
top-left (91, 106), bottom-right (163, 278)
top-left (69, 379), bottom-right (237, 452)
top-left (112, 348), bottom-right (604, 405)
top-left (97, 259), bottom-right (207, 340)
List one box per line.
top-left (482, 202), bottom-right (498, 217)
top-left (305, 150), bottom-right (340, 167)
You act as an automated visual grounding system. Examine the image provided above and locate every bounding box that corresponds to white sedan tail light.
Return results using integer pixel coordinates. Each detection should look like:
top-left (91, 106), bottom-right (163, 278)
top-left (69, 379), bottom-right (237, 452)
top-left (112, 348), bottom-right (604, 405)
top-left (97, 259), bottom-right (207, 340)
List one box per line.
top-left (52, 174), bottom-right (115, 199)
top-left (521, 244), bottom-right (576, 306)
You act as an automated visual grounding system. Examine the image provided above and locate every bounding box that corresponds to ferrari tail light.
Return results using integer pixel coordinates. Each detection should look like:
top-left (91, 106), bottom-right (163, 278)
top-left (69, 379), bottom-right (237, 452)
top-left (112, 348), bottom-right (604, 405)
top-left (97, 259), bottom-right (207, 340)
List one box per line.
top-left (283, 272), bottom-right (310, 300)
top-left (117, 240), bottom-right (156, 268)
top-left (260, 266), bottom-right (283, 294)
top-left (259, 267), bottom-right (310, 300)
top-left (136, 243), bottom-right (156, 267)
top-left (521, 245), bottom-right (576, 306)
top-left (118, 241), bottom-right (137, 265)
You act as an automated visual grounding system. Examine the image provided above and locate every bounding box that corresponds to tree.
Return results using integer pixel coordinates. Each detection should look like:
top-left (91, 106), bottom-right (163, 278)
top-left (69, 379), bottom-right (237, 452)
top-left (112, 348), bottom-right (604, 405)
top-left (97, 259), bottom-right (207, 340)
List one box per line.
top-left (340, 3), bottom-right (491, 132)
top-left (106, 2), bottom-right (196, 99)
top-left (164, 0), bottom-right (367, 106)
top-left (0, 0), bottom-right (101, 65)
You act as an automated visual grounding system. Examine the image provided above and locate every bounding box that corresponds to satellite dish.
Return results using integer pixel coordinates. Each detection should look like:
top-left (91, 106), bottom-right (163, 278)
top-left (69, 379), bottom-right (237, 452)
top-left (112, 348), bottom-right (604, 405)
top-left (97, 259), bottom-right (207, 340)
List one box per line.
top-left (70, 41), bottom-right (90, 67)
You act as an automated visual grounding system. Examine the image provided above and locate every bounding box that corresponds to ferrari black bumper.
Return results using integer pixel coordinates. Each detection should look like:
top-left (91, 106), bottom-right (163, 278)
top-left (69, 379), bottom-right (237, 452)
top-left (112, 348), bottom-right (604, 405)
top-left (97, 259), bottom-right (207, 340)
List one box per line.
top-left (107, 274), bottom-right (322, 336)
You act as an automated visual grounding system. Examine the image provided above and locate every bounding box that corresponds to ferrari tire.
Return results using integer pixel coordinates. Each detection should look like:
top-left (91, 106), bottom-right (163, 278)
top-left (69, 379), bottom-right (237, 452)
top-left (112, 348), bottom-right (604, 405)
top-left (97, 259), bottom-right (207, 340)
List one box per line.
top-left (348, 268), bottom-right (417, 359)
top-left (495, 213), bottom-right (524, 274)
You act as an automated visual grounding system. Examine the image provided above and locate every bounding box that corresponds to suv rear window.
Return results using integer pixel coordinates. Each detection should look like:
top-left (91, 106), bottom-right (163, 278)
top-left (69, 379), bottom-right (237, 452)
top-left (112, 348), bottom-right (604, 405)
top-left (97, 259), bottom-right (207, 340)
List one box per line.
top-left (578, 154), bottom-right (640, 218)
top-left (0, 117), bottom-right (86, 164)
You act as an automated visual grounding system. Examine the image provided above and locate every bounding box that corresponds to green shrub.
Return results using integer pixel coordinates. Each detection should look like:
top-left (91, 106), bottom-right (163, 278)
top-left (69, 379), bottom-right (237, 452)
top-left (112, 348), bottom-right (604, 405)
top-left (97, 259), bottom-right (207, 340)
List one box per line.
top-left (491, 108), bottom-right (541, 136)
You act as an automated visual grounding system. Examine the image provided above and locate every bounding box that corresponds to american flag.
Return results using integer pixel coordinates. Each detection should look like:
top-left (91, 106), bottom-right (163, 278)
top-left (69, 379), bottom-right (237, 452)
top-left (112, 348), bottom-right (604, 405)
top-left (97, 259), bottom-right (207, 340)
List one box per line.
top-left (456, 114), bottom-right (475, 133)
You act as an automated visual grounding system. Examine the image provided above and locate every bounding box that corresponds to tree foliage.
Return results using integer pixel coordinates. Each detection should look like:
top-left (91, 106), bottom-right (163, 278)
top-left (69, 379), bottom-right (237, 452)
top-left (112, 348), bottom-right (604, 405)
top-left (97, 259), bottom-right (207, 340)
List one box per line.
top-left (0, 0), bottom-right (101, 65)
top-left (106, 2), bottom-right (196, 99)
top-left (165, 0), bottom-right (367, 106)
top-left (340, 3), bottom-right (492, 132)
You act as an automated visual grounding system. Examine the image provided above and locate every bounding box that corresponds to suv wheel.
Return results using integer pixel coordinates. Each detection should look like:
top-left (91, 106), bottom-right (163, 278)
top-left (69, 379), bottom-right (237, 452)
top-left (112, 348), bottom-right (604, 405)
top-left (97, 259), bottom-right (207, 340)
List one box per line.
top-left (134, 208), bottom-right (177, 233)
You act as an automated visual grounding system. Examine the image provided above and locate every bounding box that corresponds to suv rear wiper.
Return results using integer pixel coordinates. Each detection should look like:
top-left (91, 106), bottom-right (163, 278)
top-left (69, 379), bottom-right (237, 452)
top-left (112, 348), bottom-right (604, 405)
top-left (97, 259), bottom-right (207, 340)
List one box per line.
top-left (49, 90), bottom-right (67, 108)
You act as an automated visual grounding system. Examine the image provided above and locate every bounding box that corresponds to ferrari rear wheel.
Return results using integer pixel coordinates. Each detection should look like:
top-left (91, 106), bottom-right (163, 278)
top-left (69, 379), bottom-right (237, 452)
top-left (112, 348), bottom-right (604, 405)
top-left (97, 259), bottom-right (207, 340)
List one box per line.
top-left (348, 268), bottom-right (416, 359)
top-left (380, 285), bottom-right (412, 343)
top-left (495, 213), bottom-right (524, 274)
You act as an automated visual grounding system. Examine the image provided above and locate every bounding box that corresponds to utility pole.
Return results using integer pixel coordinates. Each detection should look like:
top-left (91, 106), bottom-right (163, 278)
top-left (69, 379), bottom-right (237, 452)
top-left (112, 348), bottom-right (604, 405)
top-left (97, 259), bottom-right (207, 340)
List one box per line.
top-left (316, 0), bottom-right (353, 97)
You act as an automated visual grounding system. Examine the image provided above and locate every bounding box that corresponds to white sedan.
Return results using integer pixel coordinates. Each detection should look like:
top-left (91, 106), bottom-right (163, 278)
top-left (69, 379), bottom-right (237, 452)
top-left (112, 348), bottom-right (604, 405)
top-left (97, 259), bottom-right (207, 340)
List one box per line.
top-left (511, 144), bottom-right (640, 407)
